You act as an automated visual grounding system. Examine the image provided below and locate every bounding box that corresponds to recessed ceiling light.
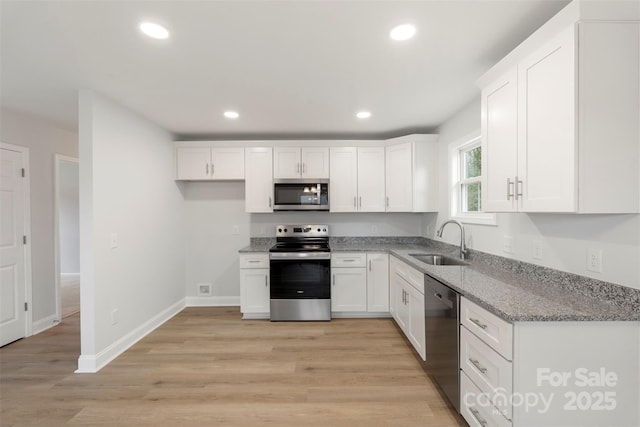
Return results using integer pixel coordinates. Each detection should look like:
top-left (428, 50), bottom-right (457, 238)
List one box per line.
top-left (139, 22), bottom-right (169, 40)
top-left (390, 24), bottom-right (416, 41)
top-left (224, 111), bottom-right (240, 119)
top-left (356, 111), bottom-right (371, 119)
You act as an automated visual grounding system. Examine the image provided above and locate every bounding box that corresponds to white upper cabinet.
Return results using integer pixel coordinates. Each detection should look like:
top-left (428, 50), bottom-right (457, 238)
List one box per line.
top-left (176, 147), bottom-right (245, 180)
top-left (245, 147), bottom-right (273, 213)
top-left (273, 147), bottom-right (329, 179)
top-left (479, 4), bottom-right (639, 213)
top-left (330, 146), bottom-right (385, 212)
top-left (481, 68), bottom-right (519, 213)
top-left (385, 135), bottom-right (438, 212)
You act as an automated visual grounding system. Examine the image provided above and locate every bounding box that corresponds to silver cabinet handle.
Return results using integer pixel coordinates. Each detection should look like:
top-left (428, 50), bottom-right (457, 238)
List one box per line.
top-left (343, 259), bottom-right (356, 262)
top-left (268, 196), bottom-right (272, 207)
top-left (206, 163), bottom-right (209, 175)
top-left (359, 196), bottom-right (362, 208)
top-left (368, 260), bottom-right (372, 271)
top-left (469, 318), bottom-right (488, 330)
top-left (469, 358), bottom-right (488, 374)
top-left (265, 276), bottom-right (268, 287)
top-left (354, 196), bottom-right (357, 208)
top-left (296, 162), bottom-right (300, 174)
top-left (211, 164), bottom-right (214, 175)
top-left (248, 260), bottom-right (260, 263)
top-left (507, 178), bottom-right (514, 200)
top-left (386, 196), bottom-right (390, 207)
top-left (515, 176), bottom-right (523, 200)
top-left (302, 163), bottom-right (305, 174)
top-left (469, 408), bottom-right (487, 427)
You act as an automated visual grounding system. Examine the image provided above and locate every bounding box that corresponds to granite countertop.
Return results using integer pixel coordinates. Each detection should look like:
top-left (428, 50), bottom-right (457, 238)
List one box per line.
top-left (239, 239), bottom-right (640, 322)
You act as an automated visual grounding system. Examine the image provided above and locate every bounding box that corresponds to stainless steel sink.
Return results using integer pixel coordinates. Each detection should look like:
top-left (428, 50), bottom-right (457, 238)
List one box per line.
top-left (409, 253), bottom-right (468, 266)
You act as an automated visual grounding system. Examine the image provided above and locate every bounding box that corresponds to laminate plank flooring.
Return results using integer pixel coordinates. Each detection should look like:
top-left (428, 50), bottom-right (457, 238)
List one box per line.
top-left (1, 307), bottom-right (467, 426)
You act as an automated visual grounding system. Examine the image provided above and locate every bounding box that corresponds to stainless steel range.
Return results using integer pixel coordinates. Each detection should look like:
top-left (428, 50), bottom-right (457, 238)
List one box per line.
top-left (269, 225), bottom-right (331, 321)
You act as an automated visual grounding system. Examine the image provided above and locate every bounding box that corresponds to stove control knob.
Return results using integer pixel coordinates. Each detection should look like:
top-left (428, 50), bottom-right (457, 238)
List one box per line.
top-left (278, 228), bottom-right (282, 233)
top-left (317, 228), bottom-right (321, 232)
top-left (284, 228), bottom-right (288, 232)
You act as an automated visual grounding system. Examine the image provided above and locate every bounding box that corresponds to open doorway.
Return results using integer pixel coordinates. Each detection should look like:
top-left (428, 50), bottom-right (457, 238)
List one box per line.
top-left (54, 155), bottom-right (79, 321)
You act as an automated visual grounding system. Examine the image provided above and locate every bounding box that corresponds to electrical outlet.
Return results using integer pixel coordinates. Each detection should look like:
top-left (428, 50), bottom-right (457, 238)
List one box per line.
top-left (503, 236), bottom-right (514, 254)
top-left (587, 248), bottom-right (603, 273)
top-left (110, 232), bottom-right (118, 249)
top-left (111, 309), bottom-right (119, 325)
top-left (533, 240), bottom-right (543, 260)
top-left (371, 225), bottom-right (378, 234)
top-left (232, 225), bottom-right (240, 235)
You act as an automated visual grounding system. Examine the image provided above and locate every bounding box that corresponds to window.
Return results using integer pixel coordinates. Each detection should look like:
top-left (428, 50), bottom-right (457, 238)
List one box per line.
top-left (449, 134), bottom-right (496, 225)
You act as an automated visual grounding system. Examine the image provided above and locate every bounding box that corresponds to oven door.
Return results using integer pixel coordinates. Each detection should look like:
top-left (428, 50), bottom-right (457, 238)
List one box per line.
top-left (269, 257), bottom-right (331, 299)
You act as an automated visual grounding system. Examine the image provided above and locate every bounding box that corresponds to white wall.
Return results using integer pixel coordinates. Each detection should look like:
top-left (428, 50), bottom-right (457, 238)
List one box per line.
top-left (77, 92), bottom-right (185, 372)
top-left (59, 160), bottom-right (79, 275)
top-left (183, 180), bottom-right (423, 300)
top-left (0, 108), bottom-right (77, 329)
top-left (431, 97), bottom-right (640, 291)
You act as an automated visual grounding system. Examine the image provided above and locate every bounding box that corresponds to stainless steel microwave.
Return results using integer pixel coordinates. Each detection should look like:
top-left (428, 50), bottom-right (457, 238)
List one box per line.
top-left (273, 179), bottom-right (329, 211)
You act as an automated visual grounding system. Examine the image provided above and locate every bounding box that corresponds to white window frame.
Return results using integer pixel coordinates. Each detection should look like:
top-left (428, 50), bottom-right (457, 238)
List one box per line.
top-left (448, 132), bottom-right (497, 226)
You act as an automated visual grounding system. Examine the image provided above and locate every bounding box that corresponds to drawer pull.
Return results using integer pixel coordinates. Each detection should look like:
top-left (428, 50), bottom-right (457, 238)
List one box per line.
top-left (343, 259), bottom-right (356, 262)
top-left (469, 317), bottom-right (488, 330)
top-left (469, 408), bottom-right (488, 427)
top-left (469, 358), bottom-right (488, 374)
top-left (248, 260), bottom-right (260, 263)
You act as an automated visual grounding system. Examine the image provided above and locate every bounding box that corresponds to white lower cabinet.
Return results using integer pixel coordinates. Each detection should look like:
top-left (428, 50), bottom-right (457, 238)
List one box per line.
top-left (389, 256), bottom-right (426, 360)
top-left (366, 253), bottom-right (389, 312)
top-left (331, 252), bottom-right (389, 316)
top-left (239, 254), bottom-right (269, 319)
top-left (460, 297), bottom-right (640, 427)
top-left (331, 253), bottom-right (367, 313)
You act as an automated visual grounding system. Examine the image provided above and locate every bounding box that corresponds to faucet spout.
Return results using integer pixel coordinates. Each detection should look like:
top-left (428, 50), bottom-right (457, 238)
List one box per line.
top-left (436, 220), bottom-right (468, 260)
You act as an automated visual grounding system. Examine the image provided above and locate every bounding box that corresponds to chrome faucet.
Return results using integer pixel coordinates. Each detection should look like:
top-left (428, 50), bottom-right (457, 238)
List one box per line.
top-left (436, 220), bottom-right (468, 260)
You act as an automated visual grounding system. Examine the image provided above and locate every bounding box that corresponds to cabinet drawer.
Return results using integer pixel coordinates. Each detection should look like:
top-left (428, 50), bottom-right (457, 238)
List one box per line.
top-left (461, 298), bottom-right (513, 360)
top-left (461, 372), bottom-right (512, 427)
top-left (331, 253), bottom-right (366, 268)
top-left (239, 254), bottom-right (269, 269)
top-left (461, 325), bottom-right (513, 420)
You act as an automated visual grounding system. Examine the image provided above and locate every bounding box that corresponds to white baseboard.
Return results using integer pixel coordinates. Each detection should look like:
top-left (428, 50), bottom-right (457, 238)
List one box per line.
top-left (186, 296), bottom-right (240, 307)
top-left (331, 312), bottom-right (392, 318)
top-left (75, 298), bottom-right (186, 373)
top-left (32, 313), bottom-right (59, 335)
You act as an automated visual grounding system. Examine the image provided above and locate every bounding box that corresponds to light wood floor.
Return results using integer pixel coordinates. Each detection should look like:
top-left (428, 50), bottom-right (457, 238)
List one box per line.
top-left (1, 307), bottom-right (467, 426)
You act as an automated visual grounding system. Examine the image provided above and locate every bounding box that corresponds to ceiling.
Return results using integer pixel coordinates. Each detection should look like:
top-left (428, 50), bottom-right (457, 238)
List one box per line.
top-left (1, 0), bottom-right (570, 139)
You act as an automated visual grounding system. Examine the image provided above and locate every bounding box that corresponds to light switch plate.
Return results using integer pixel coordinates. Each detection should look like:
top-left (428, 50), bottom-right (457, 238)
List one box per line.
top-left (503, 236), bottom-right (514, 254)
top-left (587, 248), bottom-right (602, 273)
top-left (110, 233), bottom-right (118, 249)
top-left (533, 240), bottom-right (543, 260)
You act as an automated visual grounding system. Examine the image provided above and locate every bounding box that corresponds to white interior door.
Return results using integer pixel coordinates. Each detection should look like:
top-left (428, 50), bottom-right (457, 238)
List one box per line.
top-left (1, 147), bottom-right (27, 346)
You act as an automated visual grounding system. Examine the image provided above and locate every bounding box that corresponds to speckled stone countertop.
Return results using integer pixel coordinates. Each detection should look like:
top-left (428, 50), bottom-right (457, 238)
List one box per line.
top-left (239, 237), bottom-right (640, 322)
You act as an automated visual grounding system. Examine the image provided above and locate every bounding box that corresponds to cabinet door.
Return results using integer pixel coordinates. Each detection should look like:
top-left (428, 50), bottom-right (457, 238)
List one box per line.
top-left (331, 268), bottom-right (367, 312)
top-left (366, 253), bottom-right (389, 312)
top-left (302, 147), bottom-right (330, 178)
top-left (358, 147), bottom-right (386, 212)
top-left (245, 148), bottom-right (273, 213)
top-left (329, 147), bottom-right (358, 212)
top-left (385, 142), bottom-right (413, 212)
top-left (176, 147), bottom-right (211, 180)
top-left (481, 68), bottom-right (519, 212)
top-left (210, 148), bottom-right (245, 180)
top-left (240, 268), bottom-right (270, 314)
top-left (406, 283), bottom-right (426, 361)
top-left (518, 27), bottom-right (576, 212)
top-left (273, 147), bottom-right (301, 178)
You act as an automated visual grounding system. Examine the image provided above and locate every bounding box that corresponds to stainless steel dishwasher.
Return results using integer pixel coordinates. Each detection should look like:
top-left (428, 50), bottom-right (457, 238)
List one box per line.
top-left (423, 274), bottom-right (460, 412)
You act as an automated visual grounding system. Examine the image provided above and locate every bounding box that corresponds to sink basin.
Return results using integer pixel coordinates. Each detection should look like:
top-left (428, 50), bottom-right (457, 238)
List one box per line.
top-left (409, 253), bottom-right (468, 266)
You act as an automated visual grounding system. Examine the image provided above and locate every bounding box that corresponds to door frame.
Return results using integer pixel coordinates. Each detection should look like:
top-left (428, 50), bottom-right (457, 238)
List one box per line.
top-left (1, 142), bottom-right (33, 338)
top-left (54, 154), bottom-right (79, 322)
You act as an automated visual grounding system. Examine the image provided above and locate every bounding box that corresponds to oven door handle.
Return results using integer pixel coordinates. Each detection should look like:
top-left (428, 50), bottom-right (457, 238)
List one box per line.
top-left (269, 252), bottom-right (331, 260)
